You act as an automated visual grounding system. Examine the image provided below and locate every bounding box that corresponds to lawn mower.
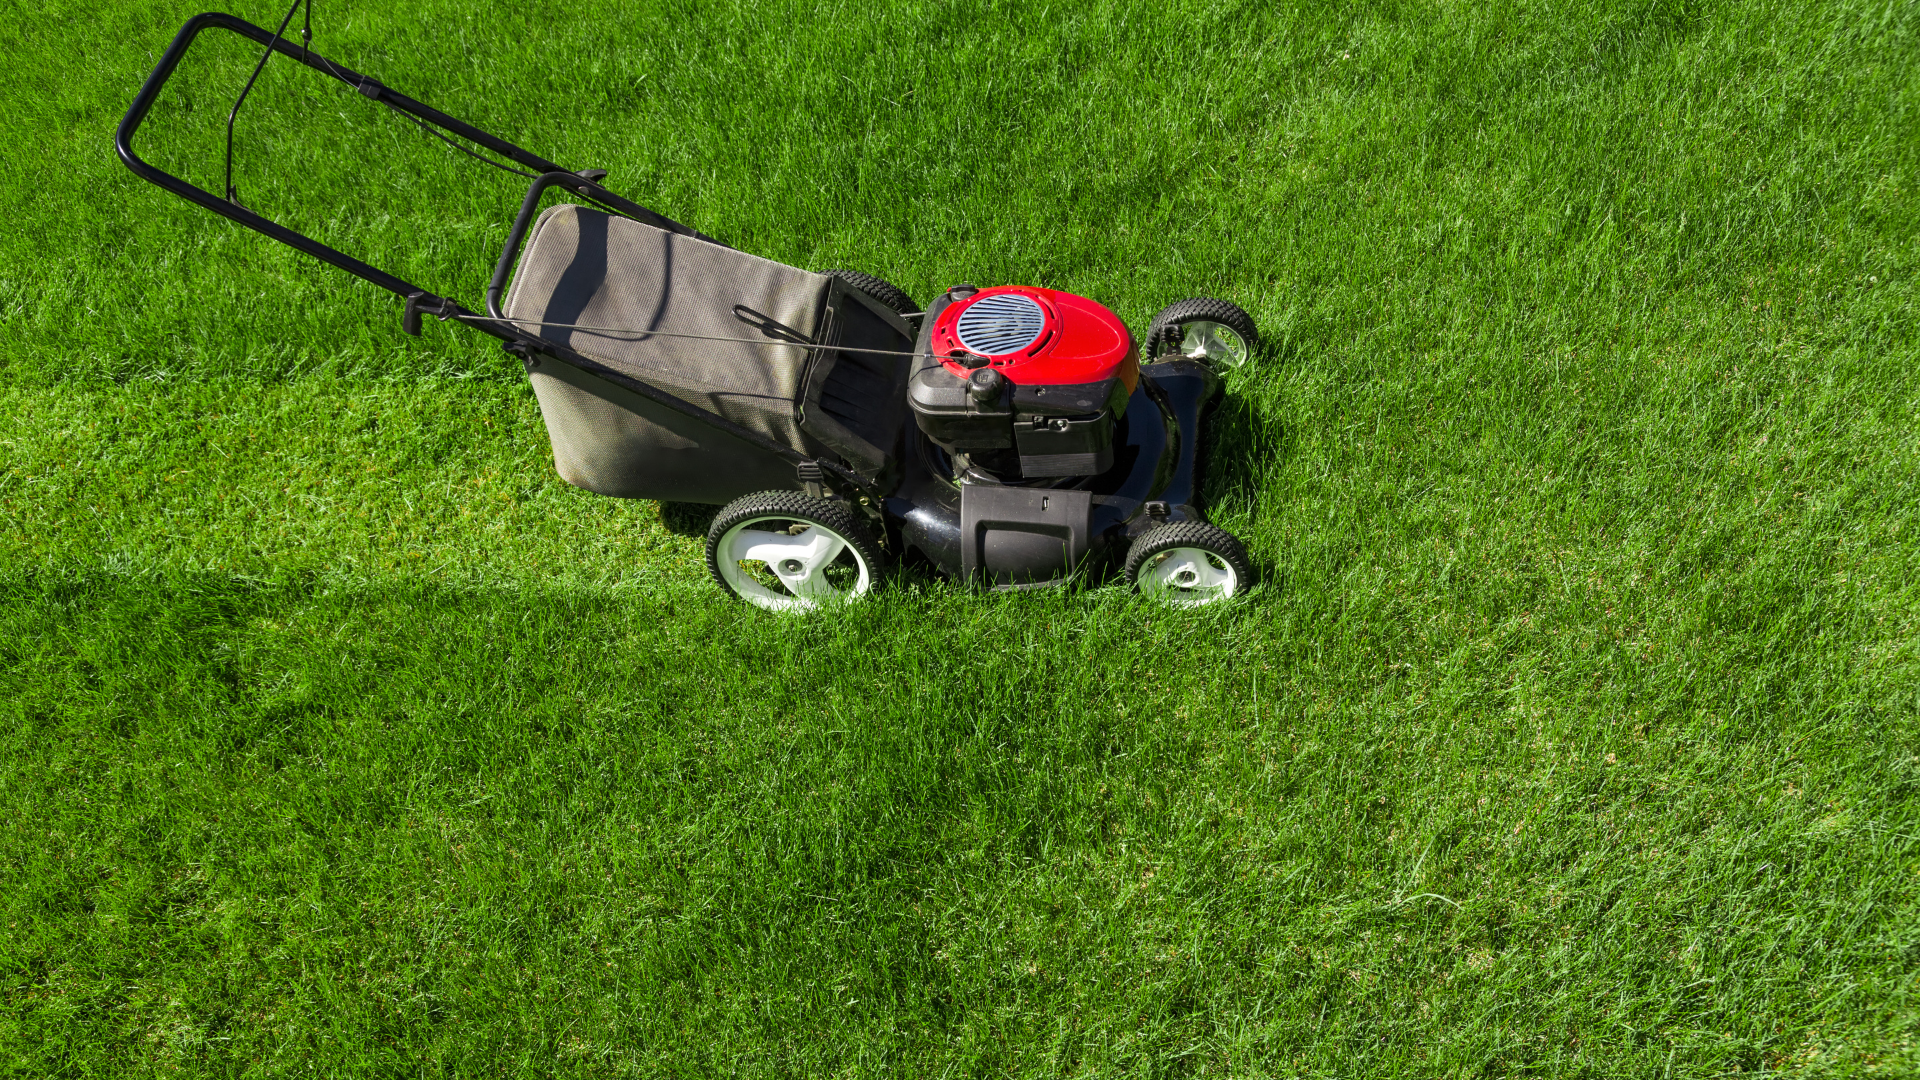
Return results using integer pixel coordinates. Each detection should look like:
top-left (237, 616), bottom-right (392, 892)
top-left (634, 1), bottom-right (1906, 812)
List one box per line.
top-left (119, 9), bottom-right (1263, 611)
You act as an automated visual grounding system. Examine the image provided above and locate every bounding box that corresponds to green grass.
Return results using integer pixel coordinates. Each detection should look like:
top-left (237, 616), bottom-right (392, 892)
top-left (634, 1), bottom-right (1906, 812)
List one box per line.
top-left (3, 0), bottom-right (1918, 1074)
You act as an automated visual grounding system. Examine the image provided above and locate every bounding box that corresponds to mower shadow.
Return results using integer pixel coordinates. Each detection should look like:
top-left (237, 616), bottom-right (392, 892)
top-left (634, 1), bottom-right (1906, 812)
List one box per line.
top-left (658, 501), bottom-right (719, 538)
top-left (1198, 370), bottom-right (1291, 587)
top-left (1200, 392), bottom-right (1282, 505)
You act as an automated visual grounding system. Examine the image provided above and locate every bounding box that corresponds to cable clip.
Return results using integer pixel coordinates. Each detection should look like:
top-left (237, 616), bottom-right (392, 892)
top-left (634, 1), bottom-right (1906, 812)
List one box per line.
top-left (403, 293), bottom-right (457, 336)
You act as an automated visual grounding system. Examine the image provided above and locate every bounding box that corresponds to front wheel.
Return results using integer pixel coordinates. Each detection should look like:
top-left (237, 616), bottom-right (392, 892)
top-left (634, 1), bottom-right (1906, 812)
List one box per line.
top-left (1144, 297), bottom-right (1260, 370)
top-left (706, 491), bottom-right (885, 612)
top-left (1124, 522), bottom-right (1253, 607)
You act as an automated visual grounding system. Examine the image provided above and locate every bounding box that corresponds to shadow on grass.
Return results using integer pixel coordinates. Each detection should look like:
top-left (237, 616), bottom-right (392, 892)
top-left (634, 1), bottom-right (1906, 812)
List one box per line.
top-left (1200, 373), bottom-right (1288, 590)
top-left (657, 501), bottom-right (719, 537)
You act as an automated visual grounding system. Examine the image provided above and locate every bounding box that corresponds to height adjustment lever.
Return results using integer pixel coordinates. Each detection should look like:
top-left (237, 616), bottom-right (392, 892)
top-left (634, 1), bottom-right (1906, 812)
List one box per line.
top-left (796, 460), bottom-right (826, 499)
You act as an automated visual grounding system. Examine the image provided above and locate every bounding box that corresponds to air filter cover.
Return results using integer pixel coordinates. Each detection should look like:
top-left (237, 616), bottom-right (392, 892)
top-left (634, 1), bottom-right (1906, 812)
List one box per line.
top-left (931, 286), bottom-right (1136, 389)
top-left (955, 293), bottom-right (1047, 356)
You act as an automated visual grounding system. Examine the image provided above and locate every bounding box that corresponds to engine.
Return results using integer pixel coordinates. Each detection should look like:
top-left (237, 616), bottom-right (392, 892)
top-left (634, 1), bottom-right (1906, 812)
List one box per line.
top-left (907, 285), bottom-right (1137, 480)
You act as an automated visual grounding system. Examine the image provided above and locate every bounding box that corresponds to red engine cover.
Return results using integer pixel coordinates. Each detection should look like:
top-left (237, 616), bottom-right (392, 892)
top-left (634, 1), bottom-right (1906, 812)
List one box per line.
top-left (932, 286), bottom-right (1137, 390)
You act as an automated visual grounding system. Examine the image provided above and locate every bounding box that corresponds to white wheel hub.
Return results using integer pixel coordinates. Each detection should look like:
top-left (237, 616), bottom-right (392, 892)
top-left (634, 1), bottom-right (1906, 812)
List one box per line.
top-left (1139, 546), bottom-right (1239, 607)
top-left (716, 517), bottom-right (872, 612)
top-left (1179, 321), bottom-right (1251, 369)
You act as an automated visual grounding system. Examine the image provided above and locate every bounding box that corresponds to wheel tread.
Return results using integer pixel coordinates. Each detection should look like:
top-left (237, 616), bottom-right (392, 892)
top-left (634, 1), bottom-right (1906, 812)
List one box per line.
top-left (1124, 521), bottom-right (1254, 603)
top-left (820, 269), bottom-right (917, 317)
top-left (705, 490), bottom-right (885, 608)
top-left (1145, 297), bottom-right (1260, 360)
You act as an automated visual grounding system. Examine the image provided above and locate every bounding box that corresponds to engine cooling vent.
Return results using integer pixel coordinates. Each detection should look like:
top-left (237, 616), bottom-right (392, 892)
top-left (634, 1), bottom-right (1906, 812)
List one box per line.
top-left (955, 293), bottom-right (1046, 356)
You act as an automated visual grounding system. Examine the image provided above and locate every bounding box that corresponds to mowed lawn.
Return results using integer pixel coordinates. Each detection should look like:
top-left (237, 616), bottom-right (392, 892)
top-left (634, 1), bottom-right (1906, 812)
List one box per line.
top-left (3, 0), bottom-right (1917, 1074)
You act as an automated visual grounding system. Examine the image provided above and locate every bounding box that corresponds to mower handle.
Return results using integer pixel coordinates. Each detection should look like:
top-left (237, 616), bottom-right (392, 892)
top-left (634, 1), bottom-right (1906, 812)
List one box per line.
top-left (117, 12), bottom-right (577, 325)
top-left (121, 12), bottom-right (721, 336)
top-left (115, 13), bottom-right (881, 499)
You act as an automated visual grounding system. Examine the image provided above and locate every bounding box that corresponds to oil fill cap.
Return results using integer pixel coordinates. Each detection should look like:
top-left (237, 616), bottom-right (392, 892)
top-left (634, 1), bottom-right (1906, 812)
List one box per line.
top-left (967, 366), bottom-right (1007, 402)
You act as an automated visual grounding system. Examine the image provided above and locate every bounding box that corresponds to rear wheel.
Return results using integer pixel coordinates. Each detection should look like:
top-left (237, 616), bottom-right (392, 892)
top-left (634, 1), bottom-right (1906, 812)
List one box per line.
top-left (1124, 521), bottom-right (1253, 607)
top-left (1145, 298), bottom-right (1259, 370)
top-left (706, 491), bottom-right (885, 612)
top-left (821, 269), bottom-right (918, 317)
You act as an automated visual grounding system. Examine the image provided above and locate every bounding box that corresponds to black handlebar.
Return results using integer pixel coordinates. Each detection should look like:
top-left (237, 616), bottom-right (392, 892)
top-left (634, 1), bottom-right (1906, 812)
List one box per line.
top-left (111, 13), bottom-right (869, 492)
top-left (116, 10), bottom-right (573, 333)
top-left (120, 11), bottom-right (720, 341)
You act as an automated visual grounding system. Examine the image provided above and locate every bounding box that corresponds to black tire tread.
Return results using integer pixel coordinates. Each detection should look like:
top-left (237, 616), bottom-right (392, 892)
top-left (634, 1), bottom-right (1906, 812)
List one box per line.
top-left (705, 490), bottom-right (886, 602)
top-left (1144, 297), bottom-right (1260, 360)
top-left (820, 269), bottom-right (918, 317)
top-left (1123, 521), bottom-right (1255, 596)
